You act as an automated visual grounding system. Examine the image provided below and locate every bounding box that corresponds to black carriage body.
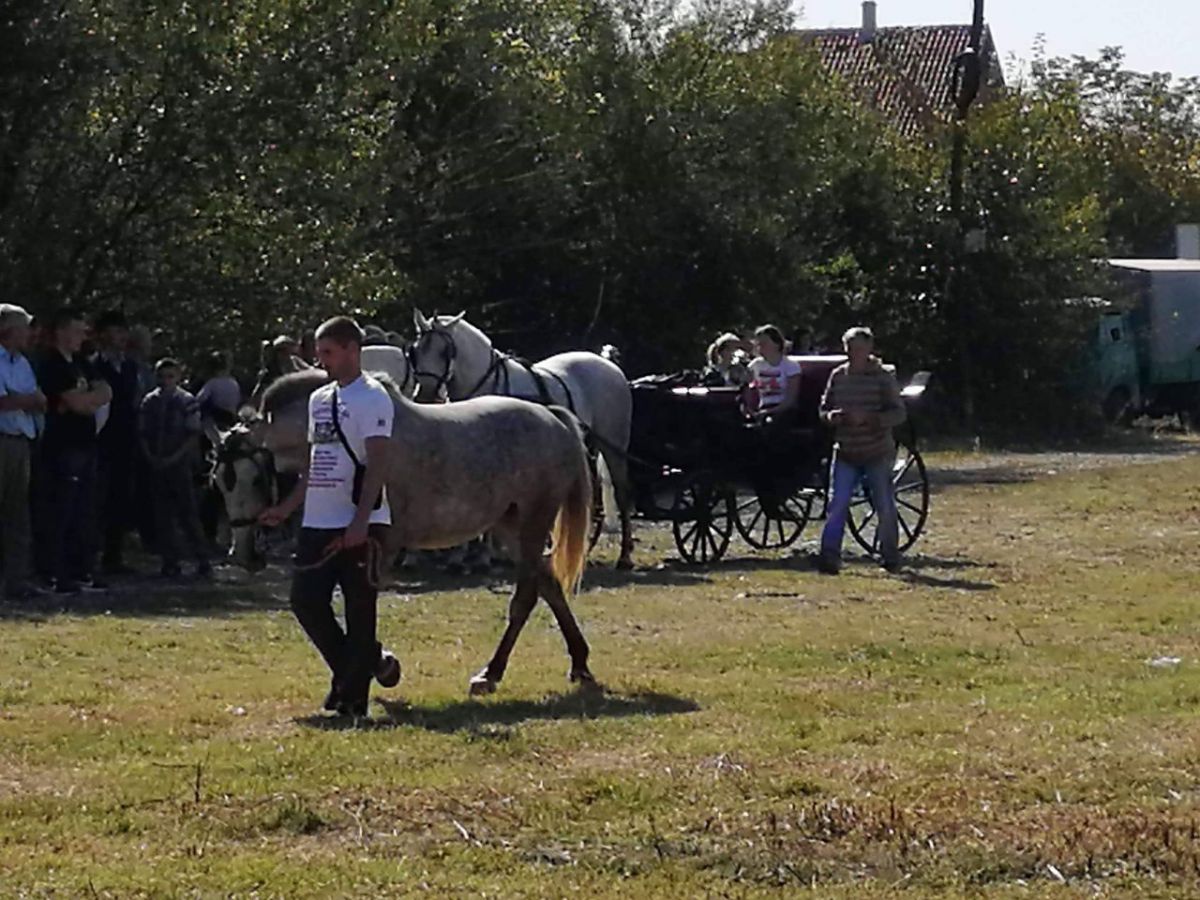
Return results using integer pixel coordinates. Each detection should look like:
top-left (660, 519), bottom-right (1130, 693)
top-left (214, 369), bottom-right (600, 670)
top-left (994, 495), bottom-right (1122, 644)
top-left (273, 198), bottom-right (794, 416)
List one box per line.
top-left (628, 356), bottom-right (845, 518)
top-left (623, 356), bottom-right (930, 564)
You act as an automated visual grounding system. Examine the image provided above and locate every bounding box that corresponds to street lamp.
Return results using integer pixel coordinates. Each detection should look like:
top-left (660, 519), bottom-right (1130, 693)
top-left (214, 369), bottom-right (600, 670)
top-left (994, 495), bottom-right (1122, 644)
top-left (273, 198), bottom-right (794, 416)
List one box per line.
top-left (946, 0), bottom-right (986, 429)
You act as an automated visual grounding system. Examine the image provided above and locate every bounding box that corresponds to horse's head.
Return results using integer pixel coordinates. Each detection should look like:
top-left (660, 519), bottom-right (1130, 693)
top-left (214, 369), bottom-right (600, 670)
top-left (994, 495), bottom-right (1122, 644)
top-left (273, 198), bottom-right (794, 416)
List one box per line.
top-left (212, 423), bottom-right (275, 571)
top-left (408, 308), bottom-right (476, 403)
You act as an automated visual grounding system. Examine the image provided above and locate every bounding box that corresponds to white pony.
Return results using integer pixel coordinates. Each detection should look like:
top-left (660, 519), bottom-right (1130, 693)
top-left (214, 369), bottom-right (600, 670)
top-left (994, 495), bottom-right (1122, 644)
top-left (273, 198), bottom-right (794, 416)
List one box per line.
top-left (409, 310), bottom-right (635, 569)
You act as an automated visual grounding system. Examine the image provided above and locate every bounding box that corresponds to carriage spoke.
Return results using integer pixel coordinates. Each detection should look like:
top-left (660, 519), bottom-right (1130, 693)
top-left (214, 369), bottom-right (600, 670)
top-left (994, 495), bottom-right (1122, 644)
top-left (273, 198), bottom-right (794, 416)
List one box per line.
top-left (895, 481), bottom-right (924, 494)
top-left (897, 497), bottom-right (925, 515)
top-left (898, 515), bottom-right (915, 541)
top-left (679, 521), bottom-right (699, 548)
top-left (690, 526), bottom-right (704, 561)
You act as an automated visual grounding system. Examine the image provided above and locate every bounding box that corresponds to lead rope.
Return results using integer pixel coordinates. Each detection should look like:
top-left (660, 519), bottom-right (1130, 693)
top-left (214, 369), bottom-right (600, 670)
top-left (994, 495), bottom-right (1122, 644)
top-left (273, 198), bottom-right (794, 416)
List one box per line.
top-left (292, 536), bottom-right (383, 589)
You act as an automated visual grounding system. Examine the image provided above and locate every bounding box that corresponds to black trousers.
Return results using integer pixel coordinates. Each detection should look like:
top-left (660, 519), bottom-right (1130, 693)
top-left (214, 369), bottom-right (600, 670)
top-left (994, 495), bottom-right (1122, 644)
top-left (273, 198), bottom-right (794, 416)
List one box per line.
top-left (42, 447), bottom-right (98, 585)
top-left (98, 440), bottom-right (136, 566)
top-left (289, 526), bottom-right (388, 708)
top-left (151, 466), bottom-right (210, 567)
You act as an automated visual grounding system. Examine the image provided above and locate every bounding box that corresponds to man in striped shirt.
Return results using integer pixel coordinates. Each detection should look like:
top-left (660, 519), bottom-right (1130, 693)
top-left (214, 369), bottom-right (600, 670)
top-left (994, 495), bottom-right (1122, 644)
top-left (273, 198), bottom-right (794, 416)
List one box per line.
top-left (818, 327), bottom-right (907, 574)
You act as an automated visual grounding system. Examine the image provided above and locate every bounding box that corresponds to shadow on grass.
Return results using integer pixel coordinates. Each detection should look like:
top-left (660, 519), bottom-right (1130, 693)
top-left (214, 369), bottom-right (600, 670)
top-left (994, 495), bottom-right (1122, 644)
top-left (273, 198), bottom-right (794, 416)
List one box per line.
top-left (904, 553), bottom-right (995, 572)
top-left (895, 569), bottom-right (996, 592)
top-left (929, 467), bottom-right (1038, 490)
top-left (0, 571), bottom-right (290, 621)
top-left (294, 688), bottom-right (701, 733)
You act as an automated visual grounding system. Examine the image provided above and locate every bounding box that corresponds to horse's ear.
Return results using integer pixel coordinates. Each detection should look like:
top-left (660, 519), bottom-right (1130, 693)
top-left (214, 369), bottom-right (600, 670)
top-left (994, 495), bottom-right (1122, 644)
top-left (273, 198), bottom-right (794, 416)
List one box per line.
top-left (443, 310), bottom-right (467, 328)
top-left (413, 308), bottom-right (432, 333)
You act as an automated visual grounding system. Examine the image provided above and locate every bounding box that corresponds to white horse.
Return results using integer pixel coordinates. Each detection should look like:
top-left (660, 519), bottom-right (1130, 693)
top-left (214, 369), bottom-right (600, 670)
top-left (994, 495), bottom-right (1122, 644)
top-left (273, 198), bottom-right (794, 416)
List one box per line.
top-left (408, 310), bottom-right (635, 569)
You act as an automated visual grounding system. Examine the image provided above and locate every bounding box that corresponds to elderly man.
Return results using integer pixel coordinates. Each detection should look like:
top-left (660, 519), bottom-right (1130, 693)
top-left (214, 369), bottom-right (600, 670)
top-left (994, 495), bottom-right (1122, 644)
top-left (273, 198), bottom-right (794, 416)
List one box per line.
top-left (0, 305), bottom-right (47, 600)
top-left (818, 326), bottom-right (907, 574)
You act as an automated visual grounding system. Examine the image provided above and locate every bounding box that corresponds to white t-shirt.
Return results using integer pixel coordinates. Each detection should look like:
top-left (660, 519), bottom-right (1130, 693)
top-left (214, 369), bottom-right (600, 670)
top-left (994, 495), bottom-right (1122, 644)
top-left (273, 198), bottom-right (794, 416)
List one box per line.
top-left (748, 356), bottom-right (802, 409)
top-left (302, 374), bottom-right (394, 528)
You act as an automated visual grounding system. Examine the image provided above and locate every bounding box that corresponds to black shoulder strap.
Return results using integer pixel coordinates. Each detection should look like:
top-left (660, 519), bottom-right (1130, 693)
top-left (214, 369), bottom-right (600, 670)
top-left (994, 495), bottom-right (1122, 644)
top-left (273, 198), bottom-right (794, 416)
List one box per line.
top-left (330, 388), bottom-right (361, 468)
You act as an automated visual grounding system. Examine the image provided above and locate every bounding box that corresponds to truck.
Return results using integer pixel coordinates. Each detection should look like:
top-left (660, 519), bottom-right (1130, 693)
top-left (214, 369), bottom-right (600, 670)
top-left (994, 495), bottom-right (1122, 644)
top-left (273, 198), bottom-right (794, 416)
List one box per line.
top-left (1092, 256), bottom-right (1200, 426)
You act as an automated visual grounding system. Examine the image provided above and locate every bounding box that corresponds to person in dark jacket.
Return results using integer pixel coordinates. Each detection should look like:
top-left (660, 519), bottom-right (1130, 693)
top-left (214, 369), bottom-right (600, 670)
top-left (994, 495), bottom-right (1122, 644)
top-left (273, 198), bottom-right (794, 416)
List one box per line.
top-left (91, 310), bottom-right (143, 574)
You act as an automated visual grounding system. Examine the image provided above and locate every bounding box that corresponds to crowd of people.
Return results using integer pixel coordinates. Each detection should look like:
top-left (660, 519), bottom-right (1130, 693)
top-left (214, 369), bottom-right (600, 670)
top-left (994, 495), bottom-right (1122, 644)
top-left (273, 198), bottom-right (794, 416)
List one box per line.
top-left (0, 305), bottom-right (317, 601)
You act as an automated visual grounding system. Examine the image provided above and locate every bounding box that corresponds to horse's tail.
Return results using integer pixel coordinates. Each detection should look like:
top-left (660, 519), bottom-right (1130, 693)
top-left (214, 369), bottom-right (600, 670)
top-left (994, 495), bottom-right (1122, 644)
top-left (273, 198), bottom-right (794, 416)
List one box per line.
top-left (548, 407), bottom-right (591, 596)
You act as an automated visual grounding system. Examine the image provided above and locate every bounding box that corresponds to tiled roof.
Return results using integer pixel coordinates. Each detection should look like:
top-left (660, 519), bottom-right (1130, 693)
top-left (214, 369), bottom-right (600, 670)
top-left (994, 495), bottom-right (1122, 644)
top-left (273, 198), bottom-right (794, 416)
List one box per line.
top-left (795, 25), bottom-right (1005, 136)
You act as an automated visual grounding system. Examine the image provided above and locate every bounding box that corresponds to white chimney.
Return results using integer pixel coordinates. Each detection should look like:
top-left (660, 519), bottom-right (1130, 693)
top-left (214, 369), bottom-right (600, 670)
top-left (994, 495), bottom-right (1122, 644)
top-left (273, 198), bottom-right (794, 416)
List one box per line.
top-left (860, 1), bottom-right (878, 42)
top-left (1178, 223), bottom-right (1200, 259)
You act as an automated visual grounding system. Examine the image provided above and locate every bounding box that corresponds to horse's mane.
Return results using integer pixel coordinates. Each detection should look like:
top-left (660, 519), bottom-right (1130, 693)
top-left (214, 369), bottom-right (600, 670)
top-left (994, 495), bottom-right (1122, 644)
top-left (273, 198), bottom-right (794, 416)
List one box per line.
top-left (261, 369), bottom-right (331, 414)
top-left (259, 367), bottom-right (401, 414)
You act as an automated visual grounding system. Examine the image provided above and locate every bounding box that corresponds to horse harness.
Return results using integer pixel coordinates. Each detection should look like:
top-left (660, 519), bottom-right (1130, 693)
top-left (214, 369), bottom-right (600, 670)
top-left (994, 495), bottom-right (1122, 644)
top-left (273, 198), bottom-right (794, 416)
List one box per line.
top-left (410, 326), bottom-right (576, 414)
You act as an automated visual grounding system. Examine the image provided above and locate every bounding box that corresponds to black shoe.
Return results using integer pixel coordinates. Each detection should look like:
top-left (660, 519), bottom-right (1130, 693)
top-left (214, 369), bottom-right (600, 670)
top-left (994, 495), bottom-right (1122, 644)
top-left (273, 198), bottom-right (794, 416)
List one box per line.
top-left (323, 678), bottom-right (342, 712)
top-left (375, 651), bottom-right (402, 688)
top-left (881, 558), bottom-right (904, 574)
top-left (813, 553), bottom-right (841, 576)
top-left (336, 697), bottom-right (370, 719)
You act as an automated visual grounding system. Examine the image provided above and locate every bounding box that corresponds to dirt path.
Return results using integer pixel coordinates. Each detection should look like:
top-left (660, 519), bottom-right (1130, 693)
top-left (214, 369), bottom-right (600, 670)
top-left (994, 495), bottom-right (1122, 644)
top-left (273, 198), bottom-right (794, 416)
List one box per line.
top-left (926, 435), bottom-right (1200, 488)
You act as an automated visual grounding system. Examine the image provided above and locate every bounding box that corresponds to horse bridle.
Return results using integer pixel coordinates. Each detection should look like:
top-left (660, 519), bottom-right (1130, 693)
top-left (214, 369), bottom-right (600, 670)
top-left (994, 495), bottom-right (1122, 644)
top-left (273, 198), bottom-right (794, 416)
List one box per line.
top-left (212, 431), bottom-right (277, 528)
top-left (408, 327), bottom-right (458, 397)
top-left (409, 326), bottom-right (509, 399)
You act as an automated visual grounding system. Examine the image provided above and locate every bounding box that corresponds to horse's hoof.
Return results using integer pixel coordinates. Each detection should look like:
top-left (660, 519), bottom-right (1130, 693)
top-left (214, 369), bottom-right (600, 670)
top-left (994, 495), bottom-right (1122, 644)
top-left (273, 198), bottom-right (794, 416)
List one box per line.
top-left (569, 669), bottom-right (601, 691)
top-left (615, 557), bottom-right (635, 571)
top-left (468, 674), bottom-right (498, 697)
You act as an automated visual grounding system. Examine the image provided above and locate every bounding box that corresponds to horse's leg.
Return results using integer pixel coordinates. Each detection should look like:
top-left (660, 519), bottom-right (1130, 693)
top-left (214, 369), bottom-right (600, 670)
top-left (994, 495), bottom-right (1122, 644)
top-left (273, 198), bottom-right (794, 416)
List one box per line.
top-left (469, 565), bottom-right (537, 696)
top-left (468, 522), bottom-right (533, 696)
top-left (600, 444), bottom-right (636, 570)
top-left (535, 558), bottom-right (595, 687)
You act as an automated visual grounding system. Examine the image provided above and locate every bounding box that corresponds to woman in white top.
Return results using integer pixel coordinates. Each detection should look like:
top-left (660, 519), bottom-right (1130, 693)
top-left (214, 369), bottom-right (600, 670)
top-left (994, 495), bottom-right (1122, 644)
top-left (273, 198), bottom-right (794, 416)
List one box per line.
top-left (746, 325), bottom-right (802, 419)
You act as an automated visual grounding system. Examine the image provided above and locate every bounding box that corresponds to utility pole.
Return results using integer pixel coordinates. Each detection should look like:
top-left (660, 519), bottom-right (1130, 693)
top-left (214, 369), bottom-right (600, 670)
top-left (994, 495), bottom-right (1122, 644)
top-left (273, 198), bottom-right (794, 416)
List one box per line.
top-left (947, 0), bottom-right (986, 431)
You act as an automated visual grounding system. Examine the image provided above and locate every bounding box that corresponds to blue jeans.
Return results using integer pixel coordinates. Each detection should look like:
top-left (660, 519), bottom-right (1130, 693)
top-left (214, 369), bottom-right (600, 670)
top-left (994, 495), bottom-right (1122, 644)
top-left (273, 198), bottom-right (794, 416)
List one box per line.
top-left (820, 452), bottom-right (899, 565)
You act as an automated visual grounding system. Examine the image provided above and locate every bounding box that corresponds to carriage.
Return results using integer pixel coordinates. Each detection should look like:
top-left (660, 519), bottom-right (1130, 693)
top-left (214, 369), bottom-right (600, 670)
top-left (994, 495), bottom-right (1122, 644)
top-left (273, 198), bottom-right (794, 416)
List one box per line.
top-left (621, 357), bottom-right (931, 564)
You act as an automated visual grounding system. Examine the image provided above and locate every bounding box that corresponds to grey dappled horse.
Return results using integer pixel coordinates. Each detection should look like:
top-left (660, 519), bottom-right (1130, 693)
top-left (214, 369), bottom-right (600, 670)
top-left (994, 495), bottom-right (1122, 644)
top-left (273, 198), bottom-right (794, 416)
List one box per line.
top-left (408, 310), bottom-right (635, 569)
top-left (217, 368), bottom-right (596, 695)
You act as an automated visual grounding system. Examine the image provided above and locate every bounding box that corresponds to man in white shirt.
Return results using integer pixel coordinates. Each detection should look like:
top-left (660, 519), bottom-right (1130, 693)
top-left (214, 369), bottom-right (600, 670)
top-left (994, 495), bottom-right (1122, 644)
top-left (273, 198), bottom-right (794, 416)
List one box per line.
top-left (0, 304), bottom-right (46, 600)
top-left (258, 316), bottom-right (400, 718)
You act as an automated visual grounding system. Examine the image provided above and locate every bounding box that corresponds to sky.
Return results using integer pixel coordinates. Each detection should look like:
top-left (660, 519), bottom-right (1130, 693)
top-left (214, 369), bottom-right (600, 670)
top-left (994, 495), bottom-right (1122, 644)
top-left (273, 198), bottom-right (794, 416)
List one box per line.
top-left (793, 0), bottom-right (1200, 81)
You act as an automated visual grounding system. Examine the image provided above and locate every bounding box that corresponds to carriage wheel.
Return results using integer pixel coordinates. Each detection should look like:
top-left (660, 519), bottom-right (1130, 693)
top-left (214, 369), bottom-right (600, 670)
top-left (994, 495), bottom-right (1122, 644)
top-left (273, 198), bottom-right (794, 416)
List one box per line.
top-left (587, 452), bottom-right (604, 552)
top-left (847, 444), bottom-right (929, 555)
top-left (734, 488), bottom-right (815, 550)
top-left (671, 477), bottom-right (733, 564)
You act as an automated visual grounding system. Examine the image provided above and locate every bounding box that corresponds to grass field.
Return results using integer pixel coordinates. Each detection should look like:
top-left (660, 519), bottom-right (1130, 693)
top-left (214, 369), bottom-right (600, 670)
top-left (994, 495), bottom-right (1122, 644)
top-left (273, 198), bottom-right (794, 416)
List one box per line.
top-left (3, 448), bottom-right (1200, 897)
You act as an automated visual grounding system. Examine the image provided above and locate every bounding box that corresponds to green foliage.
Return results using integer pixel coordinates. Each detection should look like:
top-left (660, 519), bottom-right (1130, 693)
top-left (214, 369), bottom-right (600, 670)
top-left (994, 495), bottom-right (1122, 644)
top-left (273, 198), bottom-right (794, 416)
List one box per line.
top-left (2, 3), bottom-right (1198, 428)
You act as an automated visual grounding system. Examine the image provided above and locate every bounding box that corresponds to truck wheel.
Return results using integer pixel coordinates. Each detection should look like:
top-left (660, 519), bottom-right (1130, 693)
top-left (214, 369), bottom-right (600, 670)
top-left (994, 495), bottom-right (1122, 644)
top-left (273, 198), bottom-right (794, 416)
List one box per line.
top-left (1102, 387), bottom-right (1133, 426)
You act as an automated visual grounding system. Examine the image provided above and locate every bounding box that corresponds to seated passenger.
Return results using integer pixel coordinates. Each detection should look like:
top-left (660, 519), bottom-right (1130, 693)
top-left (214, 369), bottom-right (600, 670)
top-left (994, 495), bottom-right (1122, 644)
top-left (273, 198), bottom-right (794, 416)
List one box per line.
top-left (746, 325), bottom-right (801, 421)
top-left (702, 332), bottom-right (750, 387)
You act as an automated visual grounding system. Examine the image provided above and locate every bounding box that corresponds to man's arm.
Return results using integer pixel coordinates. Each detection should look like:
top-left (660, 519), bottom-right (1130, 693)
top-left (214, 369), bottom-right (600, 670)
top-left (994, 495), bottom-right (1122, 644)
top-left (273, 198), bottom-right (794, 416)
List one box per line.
top-left (342, 435), bottom-right (389, 548)
top-left (0, 390), bottom-right (46, 413)
top-left (819, 370), bottom-right (843, 425)
top-left (259, 456), bottom-right (309, 526)
top-left (58, 380), bottom-right (112, 415)
top-left (875, 371), bottom-right (907, 430)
